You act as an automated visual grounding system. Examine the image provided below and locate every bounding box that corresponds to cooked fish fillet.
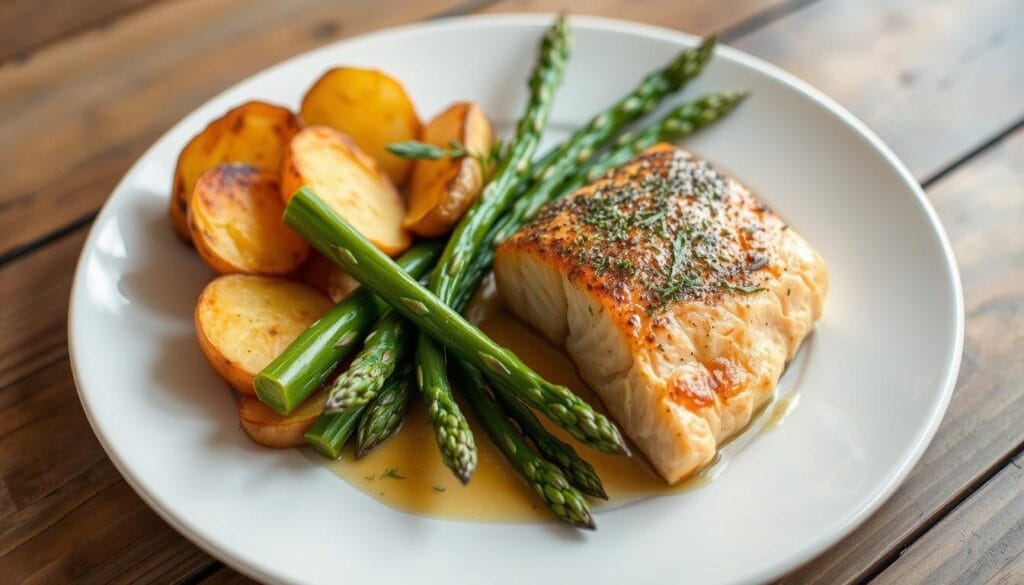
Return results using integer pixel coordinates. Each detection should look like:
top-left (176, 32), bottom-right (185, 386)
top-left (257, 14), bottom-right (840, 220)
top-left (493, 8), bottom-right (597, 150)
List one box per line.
top-left (494, 144), bottom-right (828, 484)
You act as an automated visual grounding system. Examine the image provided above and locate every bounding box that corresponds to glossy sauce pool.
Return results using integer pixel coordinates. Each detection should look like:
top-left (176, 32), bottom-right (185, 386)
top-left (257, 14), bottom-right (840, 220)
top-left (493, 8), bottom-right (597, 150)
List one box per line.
top-left (316, 277), bottom-right (804, 523)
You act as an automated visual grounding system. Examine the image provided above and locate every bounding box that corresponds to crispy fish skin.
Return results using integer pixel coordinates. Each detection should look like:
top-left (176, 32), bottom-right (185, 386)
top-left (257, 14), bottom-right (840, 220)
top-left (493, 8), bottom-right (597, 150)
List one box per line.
top-left (494, 144), bottom-right (828, 483)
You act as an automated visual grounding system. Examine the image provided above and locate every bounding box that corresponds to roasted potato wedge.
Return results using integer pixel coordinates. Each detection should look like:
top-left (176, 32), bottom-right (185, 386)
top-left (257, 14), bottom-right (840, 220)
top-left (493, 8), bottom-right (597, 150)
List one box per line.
top-left (195, 275), bottom-right (332, 394)
top-left (298, 252), bottom-right (361, 303)
top-left (281, 126), bottom-right (411, 256)
top-left (240, 390), bottom-right (324, 448)
top-left (300, 67), bottom-right (420, 185)
top-left (170, 101), bottom-right (300, 241)
top-left (188, 164), bottom-right (309, 275)
top-left (405, 102), bottom-right (494, 237)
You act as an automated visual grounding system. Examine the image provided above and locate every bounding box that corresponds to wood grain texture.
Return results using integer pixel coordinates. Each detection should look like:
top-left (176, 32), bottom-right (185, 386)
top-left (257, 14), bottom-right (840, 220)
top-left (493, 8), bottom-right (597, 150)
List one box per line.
top-left (873, 451), bottom-right (1024, 584)
top-left (782, 128), bottom-right (1024, 584)
top-left (0, 0), bottom-right (468, 261)
top-left (199, 567), bottom-right (260, 585)
top-left (0, 360), bottom-right (213, 583)
top-left (482, 0), bottom-right (788, 35)
top-left (0, 0), bottom-right (159, 62)
top-left (732, 0), bottom-right (1024, 182)
top-left (0, 231), bottom-right (84, 388)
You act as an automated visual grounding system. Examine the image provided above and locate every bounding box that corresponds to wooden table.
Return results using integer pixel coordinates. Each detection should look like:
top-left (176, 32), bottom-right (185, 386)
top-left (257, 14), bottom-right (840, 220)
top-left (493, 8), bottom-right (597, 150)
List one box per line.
top-left (1, 0), bottom-right (1020, 582)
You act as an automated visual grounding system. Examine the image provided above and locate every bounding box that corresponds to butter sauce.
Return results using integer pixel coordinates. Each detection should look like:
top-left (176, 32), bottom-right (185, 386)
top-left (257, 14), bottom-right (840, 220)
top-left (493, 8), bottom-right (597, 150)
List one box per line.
top-left (316, 276), bottom-right (802, 523)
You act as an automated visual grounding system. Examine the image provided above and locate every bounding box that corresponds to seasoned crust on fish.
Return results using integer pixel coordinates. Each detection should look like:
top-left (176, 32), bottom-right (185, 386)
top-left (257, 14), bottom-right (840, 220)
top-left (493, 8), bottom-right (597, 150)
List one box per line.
top-left (494, 144), bottom-right (828, 483)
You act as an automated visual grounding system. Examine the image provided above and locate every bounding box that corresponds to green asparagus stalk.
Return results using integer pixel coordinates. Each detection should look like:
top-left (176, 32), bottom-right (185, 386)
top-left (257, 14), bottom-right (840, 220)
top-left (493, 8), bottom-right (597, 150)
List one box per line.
top-left (323, 310), bottom-right (410, 413)
top-left (416, 332), bottom-right (477, 482)
top-left (355, 366), bottom-right (415, 457)
top-left (497, 393), bottom-right (607, 499)
top-left (564, 90), bottom-right (748, 196)
top-left (304, 406), bottom-right (366, 459)
top-left (284, 188), bottom-right (628, 455)
top-left (253, 241), bottom-right (441, 415)
top-left (435, 35), bottom-right (715, 304)
top-left (411, 15), bottom-right (572, 480)
top-left (489, 91), bottom-right (747, 247)
top-left (427, 15), bottom-right (570, 303)
top-left (453, 363), bottom-right (594, 529)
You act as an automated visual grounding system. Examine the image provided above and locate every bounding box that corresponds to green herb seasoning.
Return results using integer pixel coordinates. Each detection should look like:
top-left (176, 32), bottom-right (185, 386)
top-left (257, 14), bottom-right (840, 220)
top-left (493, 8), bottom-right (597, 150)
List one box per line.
top-left (522, 148), bottom-right (772, 313)
top-left (380, 467), bottom-right (406, 480)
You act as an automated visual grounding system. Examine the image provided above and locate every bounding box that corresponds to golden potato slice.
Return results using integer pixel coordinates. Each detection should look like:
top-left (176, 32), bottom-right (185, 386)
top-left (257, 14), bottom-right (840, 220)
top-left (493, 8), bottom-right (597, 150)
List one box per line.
top-left (170, 101), bottom-right (300, 241)
top-left (281, 126), bottom-right (411, 256)
top-left (195, 275), bottom-right (332, 394)
top-left (405, 102), bottom-right (494, 237)
top-left (188, 164), bottom-right (309, 275)
top-left (240, 390), bottom-right (324, 448)
top-left (300, 67), bottom-right (420, 186)
top-left (298, 252), bottom-right (361, 303)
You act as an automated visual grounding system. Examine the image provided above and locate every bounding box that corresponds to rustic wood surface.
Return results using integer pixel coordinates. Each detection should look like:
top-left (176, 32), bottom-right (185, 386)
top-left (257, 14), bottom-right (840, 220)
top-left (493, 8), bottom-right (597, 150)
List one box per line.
top-left (0, 0), bottom-right (1019, 583)
top-left (0, 0), bottom-right (159, 61)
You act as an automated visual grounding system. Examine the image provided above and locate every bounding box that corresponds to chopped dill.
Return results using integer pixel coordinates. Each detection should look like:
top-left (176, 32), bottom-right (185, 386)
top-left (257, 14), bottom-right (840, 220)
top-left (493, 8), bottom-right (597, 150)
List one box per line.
top-left (725, 283), bottom-right (767, 294)
top-left (381, 467), bottom-right (406, 480)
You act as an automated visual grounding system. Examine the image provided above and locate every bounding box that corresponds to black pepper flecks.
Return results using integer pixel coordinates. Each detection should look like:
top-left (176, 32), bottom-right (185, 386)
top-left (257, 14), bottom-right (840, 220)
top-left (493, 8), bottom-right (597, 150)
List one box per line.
top-left (521, 147), bottom-right (772, 314)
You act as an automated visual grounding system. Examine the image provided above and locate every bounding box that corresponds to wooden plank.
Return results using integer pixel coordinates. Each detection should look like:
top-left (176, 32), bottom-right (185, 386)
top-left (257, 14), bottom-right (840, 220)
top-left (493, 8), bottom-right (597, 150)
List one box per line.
top-left (198, 567), bottom-right (260, 585)
top-left (0, 360), bottom-right (212, 583)
top-left (732, 0), bottom-right (1024, 181)
top-left (0, 0), bottom-right (158, 62)
top-left (0, 0), bottom-right (470, 261)
top-left (0, 231), bottom-right (85, 388)
top-left (781, 128), bottom-right (1024, 583)
top-left (871, 452), bottom-right (1024, 584)
top-left (482, 0), bottom-right (789, 35)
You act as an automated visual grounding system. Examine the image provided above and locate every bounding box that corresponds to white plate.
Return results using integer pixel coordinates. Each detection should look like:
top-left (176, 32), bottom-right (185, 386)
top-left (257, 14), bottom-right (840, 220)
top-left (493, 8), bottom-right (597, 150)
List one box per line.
top-left (69, 14), bottom-right (963, 585)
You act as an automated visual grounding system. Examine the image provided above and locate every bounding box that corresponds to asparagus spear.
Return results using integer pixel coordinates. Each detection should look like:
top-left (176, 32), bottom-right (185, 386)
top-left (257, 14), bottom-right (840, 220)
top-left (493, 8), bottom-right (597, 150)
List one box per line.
top-left (453, 362), bottom-right (594, 529)
top-left (304, 406), bottom-right (366, 459)
top-left (412, 15), bottom-right (573, 479)
top-left (322, 309), bottom-right (410, 413)
top-left (427, 15), bottom-right (570, 303)
top-left (284, 188), bottom-right (628, 455)
top-left (436, 36), bottom-right (715, 304)
top-left (486, 91), bottom-right (747, 250)
top-left (327, 243), bottom-right (496, 437)
top-left (253, 241), bottom-right (441, 415)
top-left (417, 332), bottom-right (477, 482)
top-left (355, 366), bottom-right (415, 457)
top-left (563, 90), bottom-right (748, 196)
top-left (497, 393), bottom-right (607, 499)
